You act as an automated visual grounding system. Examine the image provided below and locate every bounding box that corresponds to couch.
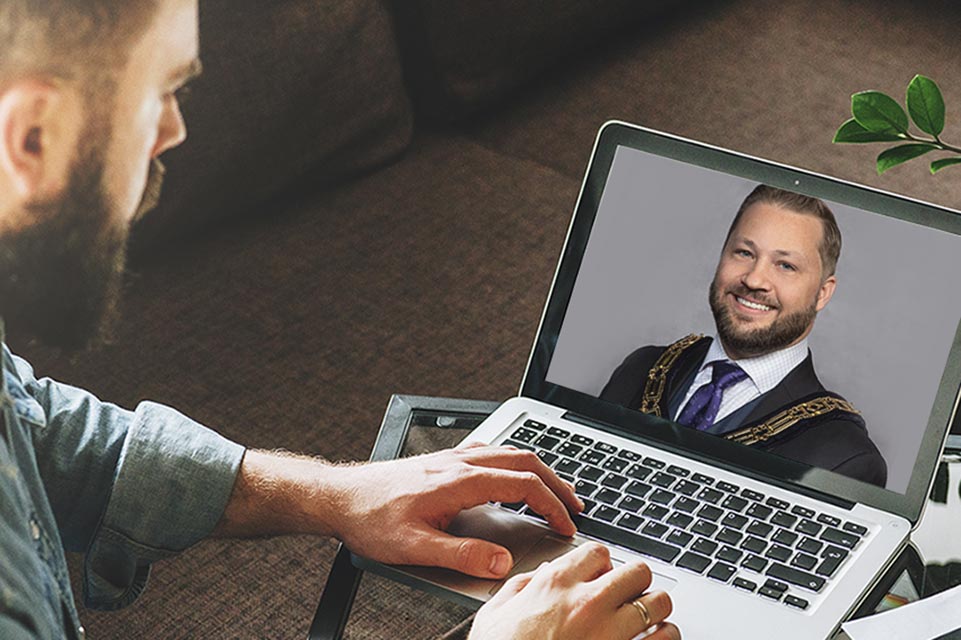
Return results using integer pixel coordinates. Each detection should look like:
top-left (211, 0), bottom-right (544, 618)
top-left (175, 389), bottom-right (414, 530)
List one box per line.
top-left (12, 0), bottom-right (961, 637)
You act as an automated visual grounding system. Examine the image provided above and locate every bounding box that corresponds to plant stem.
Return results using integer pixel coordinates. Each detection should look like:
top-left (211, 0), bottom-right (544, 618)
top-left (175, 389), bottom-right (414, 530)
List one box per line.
top-left (902, 132), bottom-right (961, 155)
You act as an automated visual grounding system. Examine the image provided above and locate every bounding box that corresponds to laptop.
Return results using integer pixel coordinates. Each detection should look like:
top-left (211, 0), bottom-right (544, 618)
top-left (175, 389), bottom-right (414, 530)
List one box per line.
top-left (356, 122), bottom-right (961, 639)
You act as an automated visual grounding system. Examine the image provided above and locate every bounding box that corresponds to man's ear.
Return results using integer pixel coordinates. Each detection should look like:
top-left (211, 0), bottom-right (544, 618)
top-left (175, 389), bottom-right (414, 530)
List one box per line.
top-left (815, 275), bottom-right (837, 312)
top-left (0, 80), bottom-right (79, 202)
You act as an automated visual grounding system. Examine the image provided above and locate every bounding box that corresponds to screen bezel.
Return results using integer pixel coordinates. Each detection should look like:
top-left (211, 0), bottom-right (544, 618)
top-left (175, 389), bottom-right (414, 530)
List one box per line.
top-left (521, 121), bottom-right (961, 524)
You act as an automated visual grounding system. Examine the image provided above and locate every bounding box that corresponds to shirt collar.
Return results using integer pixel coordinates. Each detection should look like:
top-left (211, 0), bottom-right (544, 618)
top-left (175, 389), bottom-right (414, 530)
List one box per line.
top-left (702, 335), bottom-right (809, 394)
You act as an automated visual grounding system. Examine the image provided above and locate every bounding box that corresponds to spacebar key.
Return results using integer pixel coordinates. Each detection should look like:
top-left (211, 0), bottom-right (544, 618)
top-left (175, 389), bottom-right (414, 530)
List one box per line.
top-left (575, 516), bottom-right (682, 563)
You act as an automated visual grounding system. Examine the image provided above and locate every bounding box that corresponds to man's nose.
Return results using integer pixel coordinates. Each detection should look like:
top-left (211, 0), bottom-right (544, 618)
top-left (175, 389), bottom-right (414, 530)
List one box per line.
top-left (151, 100), bottom-right (187, 158)
top-left (741, 261), bottom-right (772, 291)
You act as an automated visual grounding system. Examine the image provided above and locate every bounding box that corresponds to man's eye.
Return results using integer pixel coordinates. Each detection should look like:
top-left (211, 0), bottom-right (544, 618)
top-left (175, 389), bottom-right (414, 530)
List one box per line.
top-left (734, 249), bottom-right (752, 258)
top-left (777, 261), bottom-right (797, 272)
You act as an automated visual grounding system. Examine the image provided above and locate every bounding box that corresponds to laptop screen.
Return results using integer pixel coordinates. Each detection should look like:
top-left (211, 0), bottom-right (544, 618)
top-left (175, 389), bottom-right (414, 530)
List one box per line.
top-left (523, 123), bottom-right (961, 522)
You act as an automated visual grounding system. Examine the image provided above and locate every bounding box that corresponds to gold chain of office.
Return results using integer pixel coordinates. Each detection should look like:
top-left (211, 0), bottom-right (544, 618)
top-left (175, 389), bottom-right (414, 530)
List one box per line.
top-left (639, 334), bottom-right (859, 445)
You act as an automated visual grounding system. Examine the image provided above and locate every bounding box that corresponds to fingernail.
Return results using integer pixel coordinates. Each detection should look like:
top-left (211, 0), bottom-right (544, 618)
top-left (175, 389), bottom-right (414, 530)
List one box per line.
top-left (490, 552), bottom-right (511, 576)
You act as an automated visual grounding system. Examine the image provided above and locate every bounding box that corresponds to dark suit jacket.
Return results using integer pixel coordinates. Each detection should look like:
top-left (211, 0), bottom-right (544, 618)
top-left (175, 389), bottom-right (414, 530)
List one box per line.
top-left (600, 337), bottom-right (888, 487)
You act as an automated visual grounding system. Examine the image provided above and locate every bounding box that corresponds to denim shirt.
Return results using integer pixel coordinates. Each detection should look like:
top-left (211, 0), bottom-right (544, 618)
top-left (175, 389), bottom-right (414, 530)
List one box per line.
top-left (0, 329), bottom-right (245, 639)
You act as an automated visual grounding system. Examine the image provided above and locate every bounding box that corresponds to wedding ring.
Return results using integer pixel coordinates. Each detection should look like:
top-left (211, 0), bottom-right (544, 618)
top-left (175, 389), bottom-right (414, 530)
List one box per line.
top-left (631, 598), bottom-right (652, 627)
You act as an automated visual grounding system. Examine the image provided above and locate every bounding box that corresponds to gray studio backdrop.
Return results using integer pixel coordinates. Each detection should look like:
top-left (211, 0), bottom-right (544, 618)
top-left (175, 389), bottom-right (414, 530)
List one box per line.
top-left (545, 146), bottom-right (961, 493)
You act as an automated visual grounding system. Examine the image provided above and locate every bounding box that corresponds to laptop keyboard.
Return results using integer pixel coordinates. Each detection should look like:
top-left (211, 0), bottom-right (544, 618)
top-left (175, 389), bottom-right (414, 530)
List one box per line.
top-left (499, 419), bottom-right (870, 612)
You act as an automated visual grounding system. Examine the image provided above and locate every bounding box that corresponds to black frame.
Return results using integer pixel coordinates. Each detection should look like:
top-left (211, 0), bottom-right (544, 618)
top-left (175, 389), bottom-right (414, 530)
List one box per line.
top-left (520, 122), bottom-right (961, 523)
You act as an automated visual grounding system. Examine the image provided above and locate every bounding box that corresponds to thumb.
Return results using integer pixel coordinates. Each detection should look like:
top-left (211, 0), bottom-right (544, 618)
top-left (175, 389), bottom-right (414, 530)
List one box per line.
top-left (415, 529), bottom-right (515, 579)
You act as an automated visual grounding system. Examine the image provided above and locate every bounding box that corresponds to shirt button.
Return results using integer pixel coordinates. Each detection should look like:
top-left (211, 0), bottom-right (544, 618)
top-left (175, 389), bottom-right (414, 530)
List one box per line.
top-left (78, 625), bottom-right (86, 639)
top-left (30, 520), bottom-right (40, 540)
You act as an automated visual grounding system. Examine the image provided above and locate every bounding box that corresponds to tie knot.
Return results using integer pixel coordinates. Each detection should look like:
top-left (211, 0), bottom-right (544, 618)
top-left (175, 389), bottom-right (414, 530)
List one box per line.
top-left (710, 360), bottom-right (747, 389)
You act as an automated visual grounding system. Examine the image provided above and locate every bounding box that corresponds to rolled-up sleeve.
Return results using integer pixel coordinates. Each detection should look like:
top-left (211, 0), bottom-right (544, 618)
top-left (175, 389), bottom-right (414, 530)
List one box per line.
top-left (12, 355), bottom-right (245, 610)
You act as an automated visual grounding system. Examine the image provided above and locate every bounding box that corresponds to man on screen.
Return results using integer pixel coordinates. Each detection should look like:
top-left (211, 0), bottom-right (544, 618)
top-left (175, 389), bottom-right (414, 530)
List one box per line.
top-left (600, 185), bottom-right (887, 486)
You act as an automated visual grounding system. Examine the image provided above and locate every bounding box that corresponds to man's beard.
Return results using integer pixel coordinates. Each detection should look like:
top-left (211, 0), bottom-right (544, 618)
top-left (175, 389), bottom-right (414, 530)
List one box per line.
top-left (709, 278), bottom-right (817, 359)
top-left (0, 139), bottom-right (164, 352)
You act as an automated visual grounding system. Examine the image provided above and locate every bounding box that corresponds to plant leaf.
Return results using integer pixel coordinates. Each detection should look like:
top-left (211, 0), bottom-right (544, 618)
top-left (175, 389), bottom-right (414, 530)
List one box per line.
top-left (833, 118), bottom-right (905, 143)
top-left (930, 157), bottom-right (961, 174)
top-left (852, 91), bottom-right (909, 133)
top-left (906, 75), bottom-right (945, 137)
top-left (876, 144), bottom-right (938, 174)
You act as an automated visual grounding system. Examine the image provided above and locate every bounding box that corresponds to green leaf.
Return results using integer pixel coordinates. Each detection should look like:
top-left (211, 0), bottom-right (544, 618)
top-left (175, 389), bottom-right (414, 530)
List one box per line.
top-left (852, 91), bottom-right (909, 134)
top-left (833, 118), bottom-right (905, 143)
top-left (906, 75), bottom-right (945, 137)
top-left (876, 144), bottom-right (938, 174)
top-left (930, 157), bottom-right (961, 174)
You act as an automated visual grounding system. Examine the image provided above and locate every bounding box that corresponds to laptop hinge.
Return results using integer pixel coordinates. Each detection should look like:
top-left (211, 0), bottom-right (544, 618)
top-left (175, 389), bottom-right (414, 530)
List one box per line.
top-left (562, 411), bottom-right (857, 510)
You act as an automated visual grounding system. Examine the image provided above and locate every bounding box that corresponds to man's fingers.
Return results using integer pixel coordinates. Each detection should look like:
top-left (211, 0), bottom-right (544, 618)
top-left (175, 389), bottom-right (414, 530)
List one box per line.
top-left (612, 590), bottom-right (675, 639)
top-left (592, 560), bottom-right (655, 607)
top-left (410, 529), bottom-right (515, 578)
top-left (642, 622), bottom-right (682, 640)
top-left (456, 445), bottom-right (584, 515)
top-left (467, 468), bottom-right (578, 537)
top-left (532, 542), bottom-right (613, 586)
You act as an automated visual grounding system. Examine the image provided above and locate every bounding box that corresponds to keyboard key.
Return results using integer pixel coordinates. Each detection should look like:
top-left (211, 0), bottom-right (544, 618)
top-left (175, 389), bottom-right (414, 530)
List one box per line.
top-left (746, 503), bottom-right (773, 520)
top-left (759, 585), bottom-right (783, 601)
top-left (766, 563), bottom-right (826, 592)
top-left (697, 488), bottom-right (725, 504)
top-left (510, 427), bottom-right (538, 443)
top-left (766, 497), bottom-right (789, 510)
top-left (547, 426), bottom-right (571, 438)
top-left (667, 530), bottom-right (694, 547)
top-left (821, 527), bottom-right (859, 549)
top-left (627, 464), bottom-right (654, 481)
top-left (817, 514), bottom-right (841, 528)
top-left (692, 538), bottom-right (718, 556)
top-left (816, 546), bottom-right (848, 577)
top-left (764, 578), bottom-right (790, 593)
top-left (617, 449), bottom-right (642, 462)
top-left (677, 551), bottom-right (712, 574)
top-left (571, 434), bottom-right (594, 446)
top-left (522, 507), bottom-right (546, 523)
top-left (618, 513), bottom-right (645, 531)
top-left (667, 465), bottom-right (691, 477)
top-left (579, 466), bottom-right (604, 482)
top-left (594, 505), bottom-right (620, 522)
top-left (708, 562), bottom-right (737, 583)
top-left (523, 419), bottom-right (546, 430)
top-left (721, 495), bottom-right (749, 512)
top-left (733, 577), bottom-right (758, 592)
top-left (501, 501), bottom-right (524, 511)
top-left (557, 442), bottom-right (583, 457)
top-left (716, 528), bottom-right (743, 546)
top-left (675, 497), bottom-right (700, 513)
top-left (650, 489), bottom-right (676, 505)
top-left (617, 496), bottom-right (645, 513)
top-left (771, 512), bottom-right (798, 529)
top-left (798, 537), bottom-right (823, 555)
top-left (643, 504), bottom-right (669, 520)
top-left (765, 545), bottom-right (792, 563)
top-left (642, 457), bottom-right (666, 469)
top-left (601, 473), bottom-right (628, 490)
top-left (675, 480), bottom-right (700, 496)
top-left (742, 554), bottom-right (769, 573)
top-left (692, 520), bottom-right (718, 537)
top-left (579, 450), bottom-right (606, 466)
top-left (626, 481), bottom-right (653, 498)
top-left (594, 441), bottom-right (618, 454)
top-left (717, 481), bottom-right (740, 493)
top-left (796, 520), bottom-right (822, 537)
top-left (746, 521), bottom-right (774, 538)
top-left (581, 499), bottom-right (597, 515)
top-left (555, 458), bottom-right (581, 475)
top-left (574, 480), bottom-right (598, 497)
top-left (741, 536), bottom-right (767, 554)
top-left (666, 512), bottom-right (694, 529)
top-left (574, 516), bottom-right (681, 564)
top-left (741, 489), bottom-right (765, 502)
top-left (698, 505), bottom-right (724, 522)
top-left (772, 530), bottom-right (798, 547)
top-left (595, 488), bottom-right (621, 505)
top-left (785, 595), bottom-right (810, 610)
top-left (791, 506), bottom-right (815, 519)
top-left (717, 546), bottom-right (743, 564)
top-left (503, 440), bottom-right (535, 451)
top-left (692, 473), bottom-right (715, 485)
top-left (642, 521), bottom-right (669, 539)
top-left (534, 434), bottom-right (561, 450)
top-left (537, 450), bottom-right (559, 466)
top-left (791, 553), bottom-right (818, 571)
top-left (651, 472), bottom-right (678, 488)
top-left (722, 513), bottom-right (749, 530)
top-left (843, 522), bottom-right (868, 537)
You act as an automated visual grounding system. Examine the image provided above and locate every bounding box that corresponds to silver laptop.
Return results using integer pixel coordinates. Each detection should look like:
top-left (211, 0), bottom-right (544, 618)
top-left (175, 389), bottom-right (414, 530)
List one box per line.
top-left (357, 122), bottom-right (961, 639)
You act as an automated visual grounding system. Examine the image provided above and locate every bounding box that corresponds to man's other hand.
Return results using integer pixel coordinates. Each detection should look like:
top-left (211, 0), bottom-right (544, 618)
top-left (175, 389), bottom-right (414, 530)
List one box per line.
top-left (469, 543), bottom-right (680, 640)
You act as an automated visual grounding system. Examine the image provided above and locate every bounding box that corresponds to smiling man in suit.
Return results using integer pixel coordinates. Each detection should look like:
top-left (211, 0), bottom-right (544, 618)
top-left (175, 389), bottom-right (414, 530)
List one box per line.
top-left (601, 185), bottom-right (887, 487)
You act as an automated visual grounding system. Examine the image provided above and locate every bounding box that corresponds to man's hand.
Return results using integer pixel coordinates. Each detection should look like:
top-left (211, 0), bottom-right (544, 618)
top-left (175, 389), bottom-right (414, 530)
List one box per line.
top-left (214, 443), bottom-right (583, 578)
top-left (470, 543), bottom-right (680, 640)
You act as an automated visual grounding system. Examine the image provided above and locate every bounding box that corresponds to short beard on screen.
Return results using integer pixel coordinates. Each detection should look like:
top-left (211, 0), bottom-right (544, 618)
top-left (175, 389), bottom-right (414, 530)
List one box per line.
top-left (0, 122), bottom-right (165, 352)
top-left (709, 278), bottom-right (818, 359)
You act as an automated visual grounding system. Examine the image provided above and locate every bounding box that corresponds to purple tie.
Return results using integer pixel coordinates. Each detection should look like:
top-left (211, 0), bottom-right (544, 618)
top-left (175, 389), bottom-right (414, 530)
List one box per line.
top-left (677, 361), bottom-right (748, 431)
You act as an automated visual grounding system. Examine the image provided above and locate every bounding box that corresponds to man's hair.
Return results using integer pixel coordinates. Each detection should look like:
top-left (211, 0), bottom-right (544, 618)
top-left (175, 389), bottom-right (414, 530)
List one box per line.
top-left (724, 184), bottom-right (842, 278)
top-left (0, 1), bottom-right (160, 94)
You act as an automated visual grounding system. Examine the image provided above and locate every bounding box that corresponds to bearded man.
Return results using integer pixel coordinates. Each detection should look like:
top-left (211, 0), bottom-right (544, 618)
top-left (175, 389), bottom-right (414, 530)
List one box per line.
top-left (600, 185), bottom-right (887, 487)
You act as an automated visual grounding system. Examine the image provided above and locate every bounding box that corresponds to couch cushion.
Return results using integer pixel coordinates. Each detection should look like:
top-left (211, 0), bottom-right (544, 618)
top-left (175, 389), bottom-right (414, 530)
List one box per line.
top-left (389, 0), bottom-right (683, 121)
top-left (131, 0), bottom-right (413, 255)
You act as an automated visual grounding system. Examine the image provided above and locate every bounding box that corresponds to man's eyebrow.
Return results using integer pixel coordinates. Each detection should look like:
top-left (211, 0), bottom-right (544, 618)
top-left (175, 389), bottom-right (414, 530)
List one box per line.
top-left (169, 58), bottom-right (203, 85)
